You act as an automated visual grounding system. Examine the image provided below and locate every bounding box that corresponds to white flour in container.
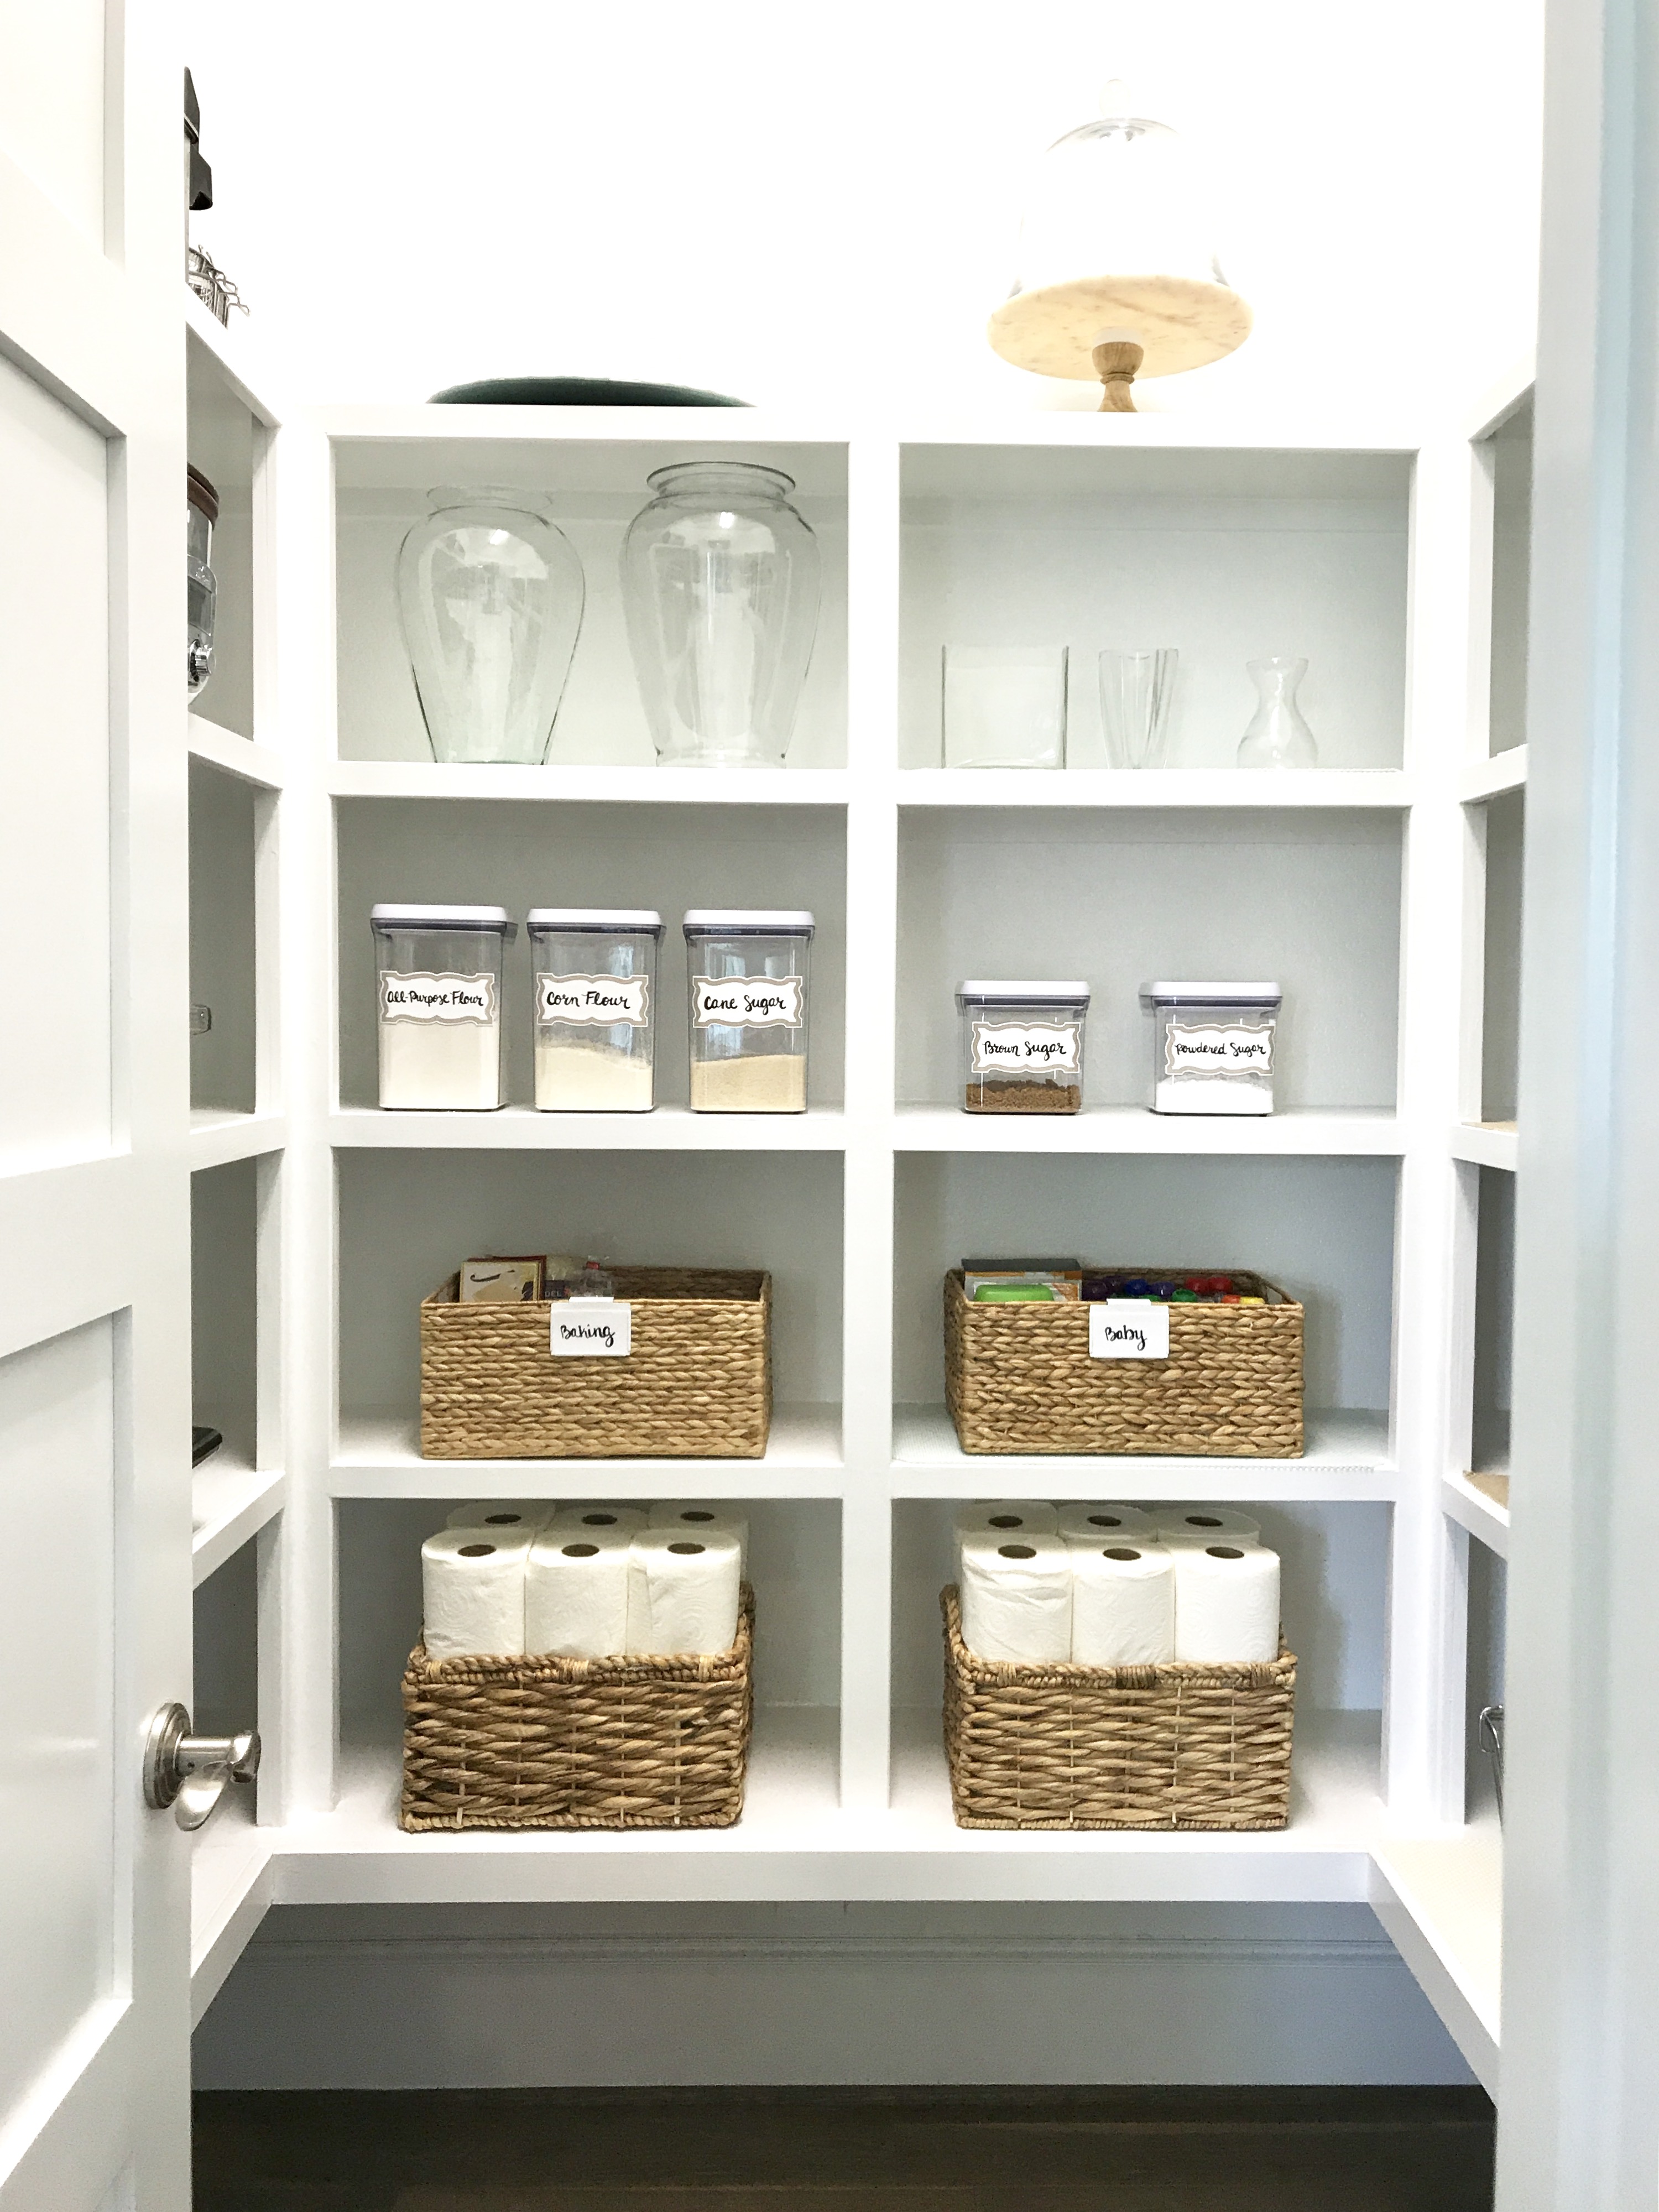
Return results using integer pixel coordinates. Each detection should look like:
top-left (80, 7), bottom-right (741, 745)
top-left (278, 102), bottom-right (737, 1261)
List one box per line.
top-left (690, 1056), bottom-right (807, 1112)
top-left (379, 994), bottom-right (502, 1108)
top-left (535, 1040), bottom-right (654, 1112)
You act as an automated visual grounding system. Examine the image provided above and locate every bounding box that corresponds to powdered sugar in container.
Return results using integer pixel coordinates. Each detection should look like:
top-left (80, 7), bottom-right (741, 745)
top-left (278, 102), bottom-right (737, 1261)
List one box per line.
top-left (528, 908), bottom-right (663, 1112)
top-left (1141, 981), bottom-right (1281, 1115)
top-left (372, 905), bottom-right (515, 1110)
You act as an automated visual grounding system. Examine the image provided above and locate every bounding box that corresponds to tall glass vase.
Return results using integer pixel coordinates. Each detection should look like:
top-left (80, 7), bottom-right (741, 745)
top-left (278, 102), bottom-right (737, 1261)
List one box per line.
top-left (620, 462), bottom-right (820, 768)
top-left (1237, 656), bottom-right (1317, 770)
top-left (396, 487), bottom-right (585, 765)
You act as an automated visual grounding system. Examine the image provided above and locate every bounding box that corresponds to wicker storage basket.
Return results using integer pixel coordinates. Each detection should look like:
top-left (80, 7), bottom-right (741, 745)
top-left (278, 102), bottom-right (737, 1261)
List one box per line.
top-left (400, 1588), bottom-right (755, 1830)
top-left (944, 1270), bottom-right (1302, 1457)
top-left (419, 1267), bottom-right (771, 1459)
top-left (941, 1587), bottom-right (1295, 1830)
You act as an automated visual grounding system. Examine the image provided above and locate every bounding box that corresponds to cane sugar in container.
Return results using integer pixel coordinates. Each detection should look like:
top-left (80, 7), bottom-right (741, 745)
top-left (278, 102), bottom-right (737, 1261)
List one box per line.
top-left (1142, 981), bottom-right (1281, 1115)
top-left (684, 910), bottom-right (812, 1112)
top-left (528, 908), bottom-right (662, 1112)
top-left (957, 981), bottom-right (1089, 1113)
top-left (373, 905), bottom-right (515, 1110)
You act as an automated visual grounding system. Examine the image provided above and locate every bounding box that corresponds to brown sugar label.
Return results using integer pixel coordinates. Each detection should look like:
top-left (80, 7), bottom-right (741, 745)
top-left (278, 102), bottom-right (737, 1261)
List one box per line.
top-left (536, 972), bottom-right (650, 1026)
top-left (379, 971), bottom-right (496, 1023)
top-left (971, 1019), bottom-right (1080, 1075)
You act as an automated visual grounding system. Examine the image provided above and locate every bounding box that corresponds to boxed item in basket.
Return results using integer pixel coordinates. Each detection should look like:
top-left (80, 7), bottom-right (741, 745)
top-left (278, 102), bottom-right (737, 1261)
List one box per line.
top-left (943, 1267), bottom-right (1303, 1457)
top-left (941, 1587), bottom-right (1295, 1830)
top-left (419, 1266), bottom-right (771, 1459)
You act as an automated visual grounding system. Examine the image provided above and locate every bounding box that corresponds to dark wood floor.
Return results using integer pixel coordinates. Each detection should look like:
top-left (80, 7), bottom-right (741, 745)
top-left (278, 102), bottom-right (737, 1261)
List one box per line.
top-left (195, 2086), bottom-right (1494, 2211)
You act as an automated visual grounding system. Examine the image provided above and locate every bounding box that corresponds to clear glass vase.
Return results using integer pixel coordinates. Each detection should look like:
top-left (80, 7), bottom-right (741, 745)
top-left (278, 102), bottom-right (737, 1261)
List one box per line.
top-left (395, 487), bottom-right (585, 765)
top-left (620, 462), bottom-right (820, 768)
top-left (1099, 648), bottom-right (1177, 767)
top-left (1237, 656), bottom-right (1317, 770)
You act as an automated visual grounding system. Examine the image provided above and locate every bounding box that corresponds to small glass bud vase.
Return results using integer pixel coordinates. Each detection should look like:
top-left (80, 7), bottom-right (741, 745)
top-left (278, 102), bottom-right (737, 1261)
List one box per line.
top-left (1237, 656), bottom-right (1317, 770)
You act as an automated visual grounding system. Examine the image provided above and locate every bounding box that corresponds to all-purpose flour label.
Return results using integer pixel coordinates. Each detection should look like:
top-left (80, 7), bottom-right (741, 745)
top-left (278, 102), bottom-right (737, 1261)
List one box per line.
top-left (379, 971), bottom-right (496, 1024)
top-left (693, 975), bottom-right (804, 1029)
top-left (1089, 1302), bottom-right (1171, 1360)
top-left (549, 1300), bottom-right (633, 1357)
top-left (1165, 1021), bottom-right (1274, 1077)
top-left (536, 972), bottom-right (650, 1026)
top-left (971, 1019), bottom-right (1080, 1075)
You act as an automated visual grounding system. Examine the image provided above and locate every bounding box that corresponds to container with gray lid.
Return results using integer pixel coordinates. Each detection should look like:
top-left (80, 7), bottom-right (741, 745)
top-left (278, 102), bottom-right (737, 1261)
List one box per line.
top-left (957, 980), bottom-right (1089, 1115)
top-left (1140, 980), bottom-right (1281, 1115)
top-left (527, 909), bottom-right (664, 1113)
top-left (684, 910), bottom-right (813, 1113)
top-left (371, 905), bottom-right (516, 1111)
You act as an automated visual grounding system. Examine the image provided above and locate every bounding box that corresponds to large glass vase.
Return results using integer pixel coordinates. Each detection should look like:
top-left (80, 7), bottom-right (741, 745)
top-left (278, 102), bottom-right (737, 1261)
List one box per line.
top-left (620, 461), bottom-right (820, 768)
top-left (396, 487), bottom-right (585, 765)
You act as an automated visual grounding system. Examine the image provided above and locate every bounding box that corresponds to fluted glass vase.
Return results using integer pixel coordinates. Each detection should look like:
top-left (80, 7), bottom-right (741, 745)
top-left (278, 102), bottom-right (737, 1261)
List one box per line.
top-left (396, 487), bottom-right (585, 765)
top-left (1237, 656), bottom-right (1317, 770)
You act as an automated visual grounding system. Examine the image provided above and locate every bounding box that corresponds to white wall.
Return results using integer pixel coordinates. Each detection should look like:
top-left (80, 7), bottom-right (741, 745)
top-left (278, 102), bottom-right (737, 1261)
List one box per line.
top-left (184, 0), bottom-right (1543, 416)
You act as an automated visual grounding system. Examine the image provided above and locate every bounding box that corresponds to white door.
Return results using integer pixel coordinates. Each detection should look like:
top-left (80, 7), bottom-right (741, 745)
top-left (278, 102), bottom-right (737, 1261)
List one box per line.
top-left (0, 11), bottom-right (196, 2209)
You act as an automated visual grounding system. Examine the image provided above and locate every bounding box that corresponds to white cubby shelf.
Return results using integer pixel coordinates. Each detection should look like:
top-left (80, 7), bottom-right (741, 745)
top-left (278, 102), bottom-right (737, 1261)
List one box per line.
top-left (169, 378), bottom-right (1531, 2092)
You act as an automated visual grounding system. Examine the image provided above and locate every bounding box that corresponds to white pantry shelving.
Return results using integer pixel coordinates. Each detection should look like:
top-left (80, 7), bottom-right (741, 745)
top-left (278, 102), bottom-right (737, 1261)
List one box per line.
top-left (167, 348), bottom-right (1537, 2100)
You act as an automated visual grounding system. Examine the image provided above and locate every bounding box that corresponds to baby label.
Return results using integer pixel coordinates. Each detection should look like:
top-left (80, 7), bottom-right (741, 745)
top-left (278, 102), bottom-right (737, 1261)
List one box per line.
top-left (549, 1299), bottom-right (633, 1357)
top-left (536, 972), bottom-right (650, 1026)
top-left (1166, 1021), bottom-right (1274, 1075)
top-left (379, 971), bottom-right (496, 1024)
top-left (971, 1020), bottom-right (1080, 1074)
top-left (693, 974), bottom-right (805, 1029)
top-left (1089, 1301), bottom-right (1171, 1360)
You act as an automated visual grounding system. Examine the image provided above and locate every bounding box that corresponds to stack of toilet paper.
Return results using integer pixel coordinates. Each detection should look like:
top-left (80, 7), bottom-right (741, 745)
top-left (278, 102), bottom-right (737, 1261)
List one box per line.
top-left (954, 1500), bottom-right (1280, 1667)
top-left (421, 1500), bottom-right (745, 1661)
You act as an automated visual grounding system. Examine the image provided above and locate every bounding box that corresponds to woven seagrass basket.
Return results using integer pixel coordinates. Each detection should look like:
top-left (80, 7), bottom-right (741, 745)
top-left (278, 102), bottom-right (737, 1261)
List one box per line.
top-left (401, 1588), bottom-right (755, 1830)
top-left (419, 1267), bottom-right (771, 1459)
top-left (941, 1588), bottom-right (1295, 1830)
top-left (944, 1270), bottom-right (1303, 1457)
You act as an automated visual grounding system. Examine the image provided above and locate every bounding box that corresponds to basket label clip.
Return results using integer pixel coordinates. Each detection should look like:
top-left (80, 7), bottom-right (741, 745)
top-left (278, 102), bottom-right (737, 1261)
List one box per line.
top-left (550, 1297), bottom-right (632, 1357)
top-left (1089, 1301), bottom-right (1170, 1360)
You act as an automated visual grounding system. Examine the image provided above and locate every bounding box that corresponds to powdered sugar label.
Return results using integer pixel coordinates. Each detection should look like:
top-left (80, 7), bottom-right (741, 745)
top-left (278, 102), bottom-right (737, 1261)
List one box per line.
top-left (379, 971), bottom-right (496, 1024)
top-left (693, 974), bottom-right (804, 1029)
top-left (1165, 1020), bottom-right (1274, 1077)
top-left (536, 972), bottom-right (650, 1026)
top-left (1089, 1302), bottom-right (1171, 1360)
top-left (971, 1019), bottom-right (1080, 1075)
top-left (549, 1300), bottom-right (633, 1357)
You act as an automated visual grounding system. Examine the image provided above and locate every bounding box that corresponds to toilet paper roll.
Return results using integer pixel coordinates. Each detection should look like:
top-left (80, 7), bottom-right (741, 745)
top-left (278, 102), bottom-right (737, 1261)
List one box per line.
top-left (1159, 1506), bottom-right (1262, 1545)
top-left (1057, 1502), bottom-right (1161, 1547)
top-left (421, 1526), bottom-right (530, 1658)
top-left (1071, 1542), bottom-right (1176, 1665)
top-left (549, 1503), bottom-right (649, 1537)
top-left (953, 1499), bottom-right (1060, 1546)
top-left (1171, 1541), bottom-right (1281, 1663)
top-left (444, 1500), bottom-right (550, 1535)
top-left (627, 1528), bottom-right (743, 1656)
top-left (525, 1525), bottom-right (633, 1657)
top-left (650, 1503), bottom-right (749, 1575)
top-left (958, 1530), bottom-right (1073, 1664)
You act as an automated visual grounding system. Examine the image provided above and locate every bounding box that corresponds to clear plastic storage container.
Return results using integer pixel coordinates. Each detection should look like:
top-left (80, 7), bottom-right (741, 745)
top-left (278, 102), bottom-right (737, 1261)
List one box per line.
top-left (958, 980), bottom-right (1089, 1113)
top-left (1141, 980), bottom-right (1281, 1115)
top-left (372, 904), bottom-right (516, 1110)
top-left (684, 910), bottom-right (813, 1113)
top-left (527, 908), bottom-right (663, 1112)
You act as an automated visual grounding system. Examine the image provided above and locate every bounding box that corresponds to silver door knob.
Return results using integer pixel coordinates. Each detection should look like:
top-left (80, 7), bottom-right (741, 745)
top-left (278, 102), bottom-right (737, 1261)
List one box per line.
top-left (143, 1701), bottom-right (260, 1830)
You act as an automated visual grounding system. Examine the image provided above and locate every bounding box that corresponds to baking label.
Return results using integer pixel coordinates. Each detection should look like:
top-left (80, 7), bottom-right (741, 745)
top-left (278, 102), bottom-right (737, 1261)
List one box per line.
top-left (692, 974), bottom-right (804, 1029)
top-left (379, 971), bottom-right (496, 1024)
top-left (536, 972), bottom-right (650, 1026)
top-left (549, 1299), bottom-right (633, 1357)
top-left (1165, 1020), bottom-right (1274, 1077)
top-left (1089, 1301), bottom-right (1171, 1360)
top-left (971, 1019), bottom-right (1081, 1075)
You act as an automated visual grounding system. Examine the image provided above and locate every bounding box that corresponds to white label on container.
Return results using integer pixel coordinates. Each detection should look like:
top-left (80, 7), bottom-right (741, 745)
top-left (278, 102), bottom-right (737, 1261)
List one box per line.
top-left (1165, 1020), bottom-right (1274, 1076)
top-left (536, 972), bottom-right (650, 1026)
top-left (693, 974), bottom-right (804, 1029)
top-left (379, 971), bottom-right (496, 1024)
top-left (971, 1019), bottom-right (1080, 1074)
top-left (1089, 1301), bottom-right (1170, 1360)
top-left (549, 1299), bottom-right (633, 1357)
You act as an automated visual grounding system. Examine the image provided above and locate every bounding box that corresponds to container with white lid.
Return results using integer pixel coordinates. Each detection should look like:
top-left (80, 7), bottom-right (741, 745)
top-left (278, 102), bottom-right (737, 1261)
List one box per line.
top-left (1140, 981), bottom-right (1281, 1115)
top-left (527, 908), bottom-right (664, 1113)
top-left (684, 910), bottom-right (813, 1113)
top-left (372, 905), bottom-right (517, 1110)
top-left (957, 980), bottom-right (1090, 1114)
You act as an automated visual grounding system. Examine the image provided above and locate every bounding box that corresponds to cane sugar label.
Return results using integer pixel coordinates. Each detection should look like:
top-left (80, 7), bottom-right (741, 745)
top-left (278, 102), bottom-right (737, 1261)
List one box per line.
top-left (536, 972), bottom-right (650, 1026)
top-left (1165, 1020), bottom-right (1274, 1077)
top-left (971, 1019), bottom-right (1081, 1076)
top-left (693, 974), bottom-right (804, 1029)
top-left (379, 971), bottom-right (497, 1023)
top-left (1089, 1301), bottom-right (1171, 1360)
top-left (549, 1299), bottom-right (633, 1357)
